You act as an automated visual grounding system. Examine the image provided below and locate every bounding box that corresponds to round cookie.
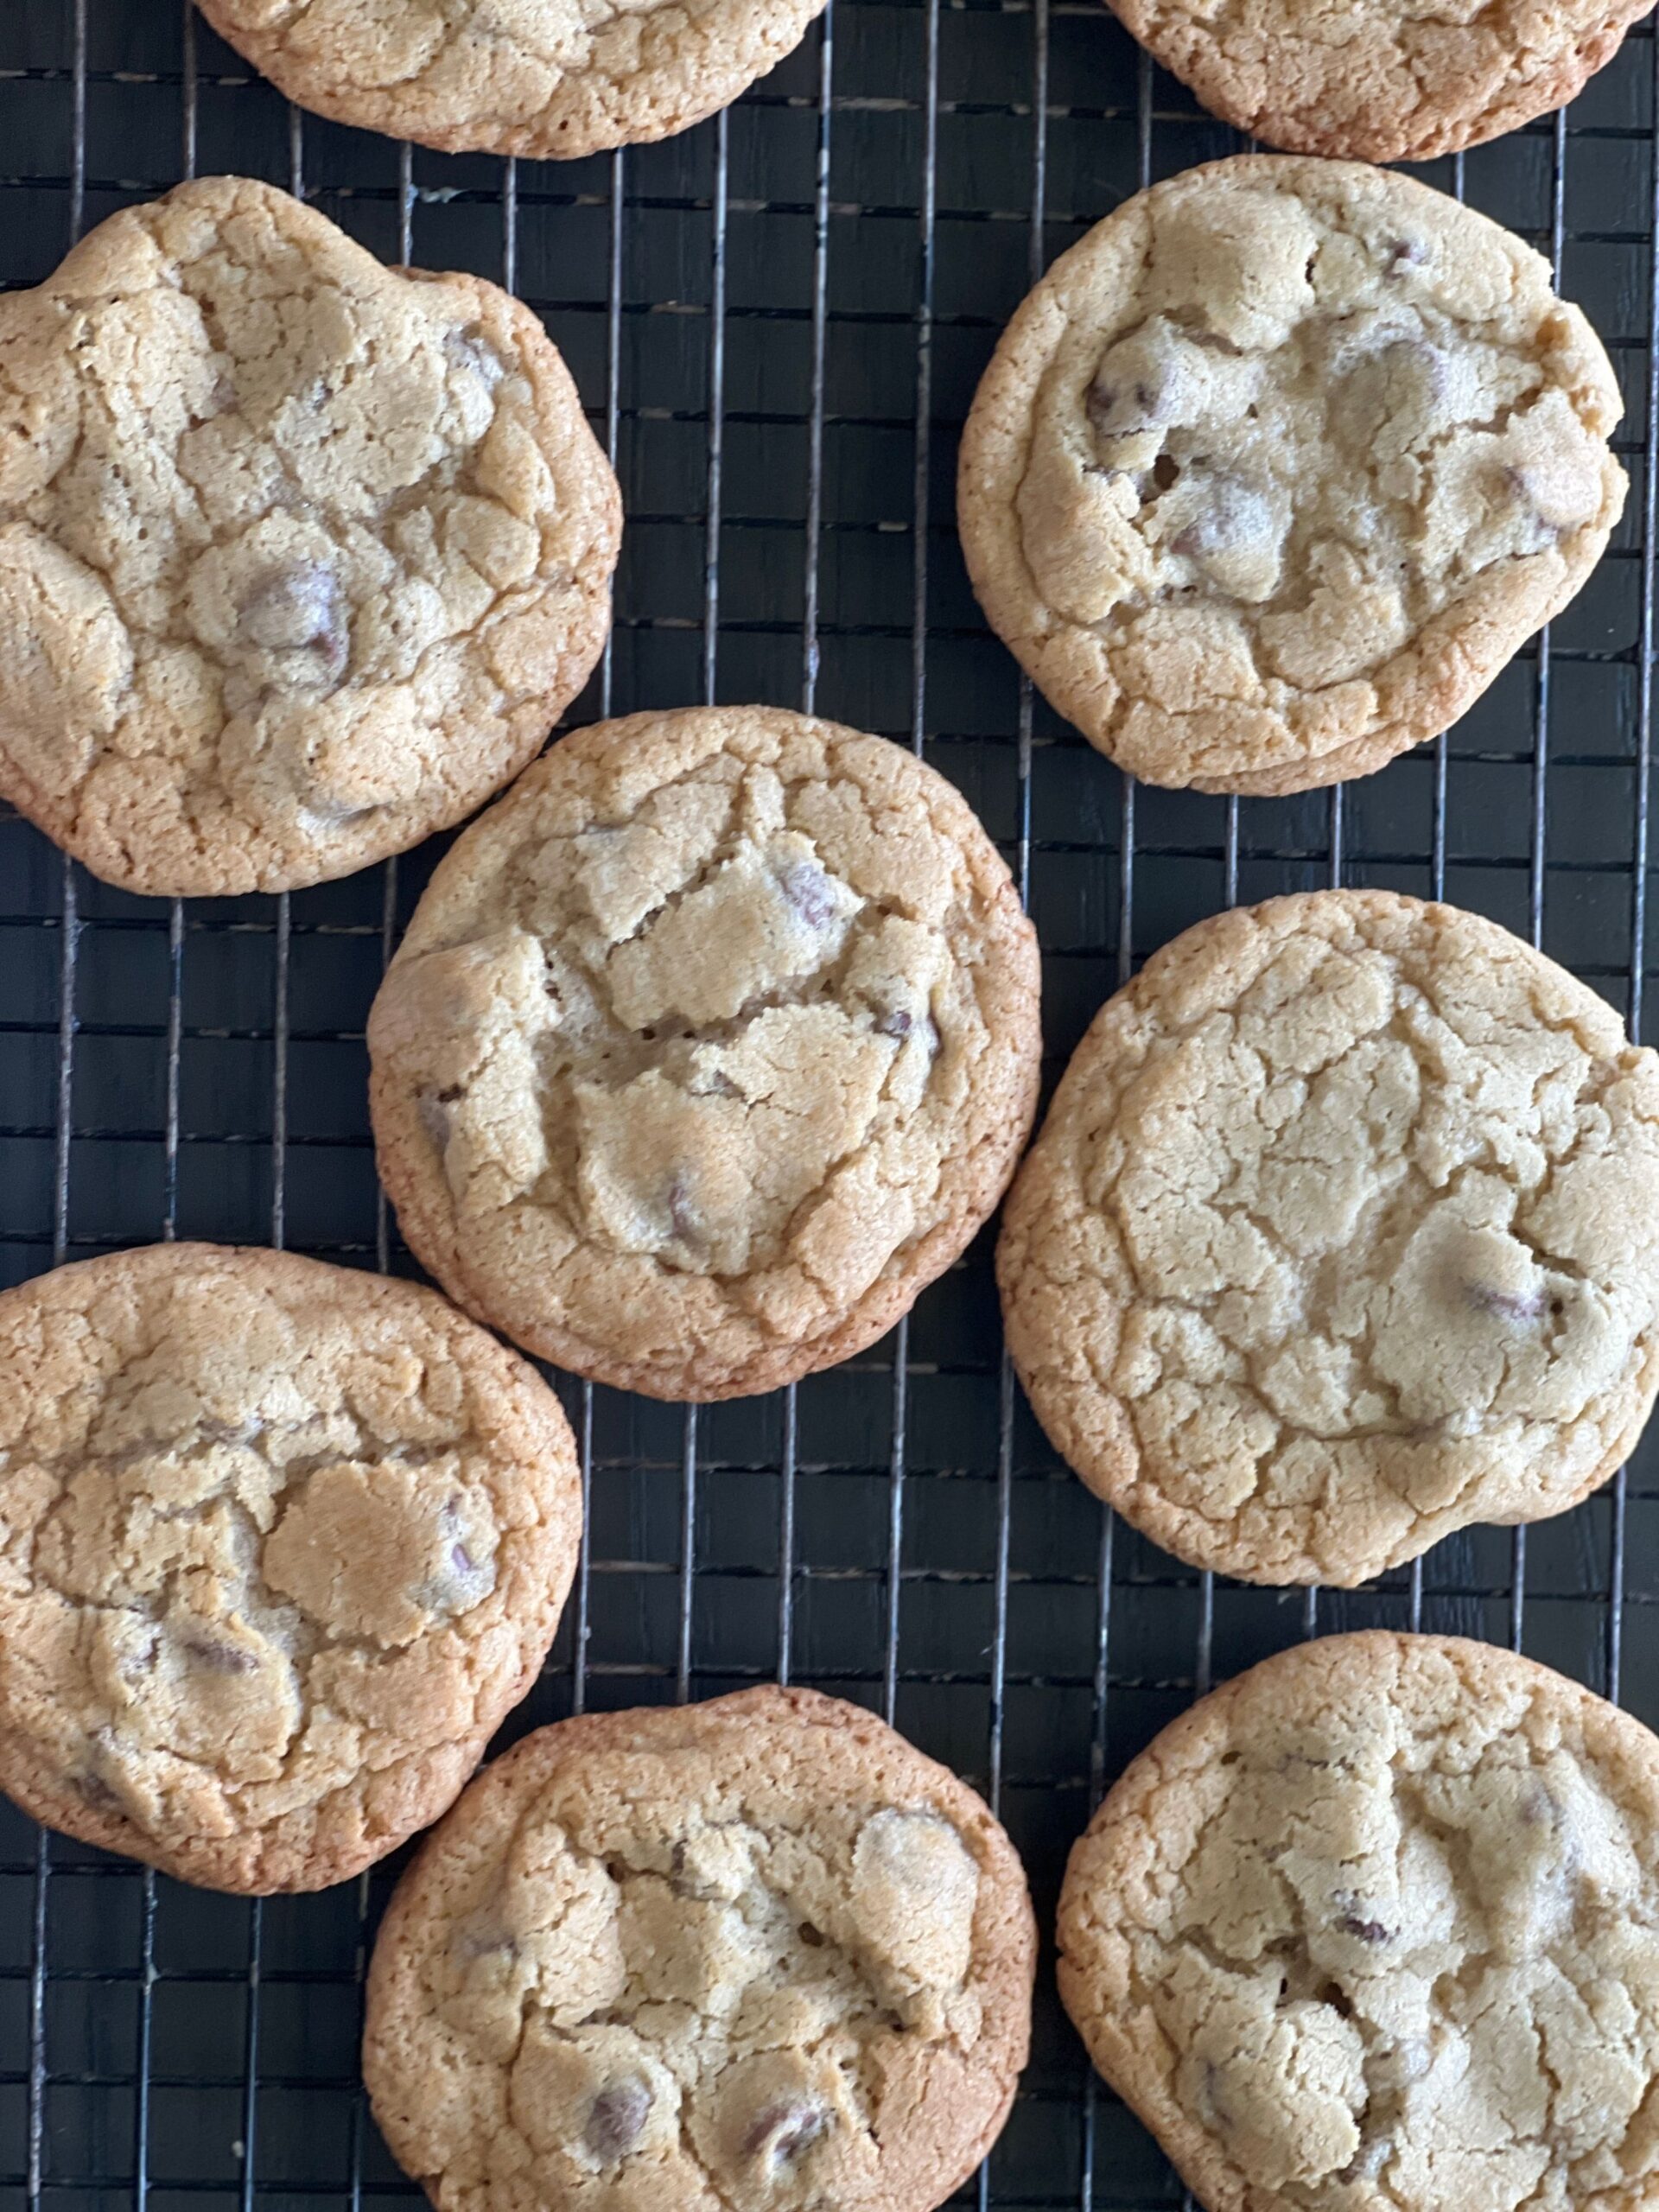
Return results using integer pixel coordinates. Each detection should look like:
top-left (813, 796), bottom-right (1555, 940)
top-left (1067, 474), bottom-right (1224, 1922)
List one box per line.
top-left (0, 175), bottom-right (620, 898)
top-left (998, 890), bottom-right (1659, 1586)
top-left (363, 1687), bottom-right (1036, 2212)
top-left (366, 705), bottom-right (1042, 1402)
top-left (1058, 1631), bottom-right (1659, 2212)
top-left (1104, 0), bottom-right (1655, 162)
top-left (194, 0), bottom-right (830, 162)
top-left (957, 156), bottom-right (1624, 797)
top-left (0, 1243), bottom-right (582, 1893)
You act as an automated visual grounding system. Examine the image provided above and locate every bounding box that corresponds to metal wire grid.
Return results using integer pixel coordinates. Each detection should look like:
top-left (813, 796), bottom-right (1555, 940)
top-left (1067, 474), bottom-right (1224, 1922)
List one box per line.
top-left (1, 3), bottom-right (1658, 2208)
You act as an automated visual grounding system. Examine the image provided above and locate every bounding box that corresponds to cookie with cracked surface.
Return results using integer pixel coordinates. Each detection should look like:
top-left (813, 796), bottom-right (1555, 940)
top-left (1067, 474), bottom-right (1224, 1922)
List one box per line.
top-left (1058, 1630), bottom-right (1659, 2212)
top-left (0, 1243), bottom-right (582, 1893)
top-left (363, 1687), bottom-right (1036, 2212)
top-left (193, 0), bottom-right (830, 162)
top-left (0, 175), bottom-right (620, 898)
top-left (1103, 0), bottom-right (1654, 162)
top-left (366, 704), bottom-right (1042, 1402)
top-left (957, 156), bottom-right (1624, 797)
top-left (998, 890), bottom-right (1659, 1586)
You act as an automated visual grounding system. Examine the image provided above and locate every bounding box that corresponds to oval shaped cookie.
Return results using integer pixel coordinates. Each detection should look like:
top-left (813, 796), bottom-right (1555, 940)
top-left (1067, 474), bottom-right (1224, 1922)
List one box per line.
top-left (958, 157), bottom-right (1624, 797)
top-left (367, 705), bottom-right (1042, 1402)
top-left (363, 1688), bottom-right (1035, 2212)
top-left (0, 1243), bottom-right (582, 1892)
top-left (0, 175), bottom-right (620, 897)
top-left (194, 0), bottom-right (830, 161)
top-left (998, 890), bottom-right (1659, 1586)
top-left (1107, 0), bottom-right (1653, 162)
top-left (1058, 1631), bottom-right (1659, 2212)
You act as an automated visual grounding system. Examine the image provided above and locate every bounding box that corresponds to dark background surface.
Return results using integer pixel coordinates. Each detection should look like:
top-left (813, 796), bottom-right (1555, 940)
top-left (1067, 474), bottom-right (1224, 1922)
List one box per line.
top-left (1, 2), bottom-right (1657, 2205)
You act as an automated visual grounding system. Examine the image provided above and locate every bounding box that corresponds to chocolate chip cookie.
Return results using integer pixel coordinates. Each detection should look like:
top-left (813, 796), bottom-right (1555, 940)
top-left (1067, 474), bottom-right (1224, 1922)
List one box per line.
top-left (998, 891), bottom-right (1659, 1586)
top-left (0, 1243), bottom-right (582, 1892)
top-left (958, 157), bottom-right (1624, 797)
top-left (194, 0), bottom-right (830, 161)
top-left (0, 175), bottom-right (620, 897)
top-left (1107, 0), bottom-right (1654, 162)
top-left (363, 1688), bottom-right (1036, 2212)
top-left (367, 706), bottom-right (1042, 1402)
top-left (1059, 1631), bottom-right (1659, 2212)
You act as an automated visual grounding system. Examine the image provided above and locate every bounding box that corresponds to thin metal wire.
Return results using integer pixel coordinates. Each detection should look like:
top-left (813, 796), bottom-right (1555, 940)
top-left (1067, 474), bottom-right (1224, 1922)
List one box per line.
top-left (28, 16), bottom-right (87, 2201)
top-left (1611, 42), bottom-right (1659, 1705)
top-left (573, 140), bottom-right (627, 1726)
top-left (1505, 110), bottom-right (1574, 1661)
top-left (673, 104), bottom-right (732, 1712)
top-left (881, 0), bottom-right (941, 1736)
top-left (775, 0), bottom-right (836, 1694)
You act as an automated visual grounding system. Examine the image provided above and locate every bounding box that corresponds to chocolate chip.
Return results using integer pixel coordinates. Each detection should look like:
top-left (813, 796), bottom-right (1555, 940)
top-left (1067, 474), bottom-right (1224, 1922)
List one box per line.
top-left (778, 860), bottom-right (839, 931)
top-left (586, 2078), bottom-right (652, 2163)
top-left (798, 1922), bottom-right (824, 1947)
top-left (1342, 2137), bottom-right (1394, 2183)
top-left (1088, 372), bottom-right (1174, 436)
top-left (239, 563), bottom-right (349, 685)
top-left (667, 1173), bottom-right (698, 1244)
top-left (454, 1913), bottom-right (514, 1961)
top-left (444, 323), bottom-right (504, 387)
top-left (1171, 477), bottom-right (1274, 559)
top-left (876, 1009), bottom-right (912, 1039)
top-left (119, 1625), bottom-right (159, 1681)
top-left (1087, 364), bottom-right (1180, 439)
top-left (1386, 238), bottom-right (1425, 274)
top-left (1151, 452), bottom-right (1180, 493)
top-left (741, 2100), bottom-right (830, 2166)
top-left (419, 1086), bottom-right (462, 1149)
top-left (181, 1634), bottom-right (257, 1674)
top-left (1338, 1913), bottom-right (1392, 1944)
top-left (1465, 1280), bottom-right (1545, 1324)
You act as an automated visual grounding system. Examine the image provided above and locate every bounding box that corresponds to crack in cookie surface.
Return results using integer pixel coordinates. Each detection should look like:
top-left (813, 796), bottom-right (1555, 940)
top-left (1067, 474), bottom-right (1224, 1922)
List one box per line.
top-left (997, 890), bottom-right (1659, 1586)
top-left (0, 1243), bottom-right (582, 1891)
top-left (193, 0), bottom-right (830, 161)
top-left (957, 157), bottom-right (1624, 796)
top-left (367, 706), bottom-right (1042, 1401)
top-left (364, 1688), bottom-right (1036, 2212)
top-left (0, 175), bottom-right (620, 895)
top-left (1059, 1633), bottom-right (1659, 2212)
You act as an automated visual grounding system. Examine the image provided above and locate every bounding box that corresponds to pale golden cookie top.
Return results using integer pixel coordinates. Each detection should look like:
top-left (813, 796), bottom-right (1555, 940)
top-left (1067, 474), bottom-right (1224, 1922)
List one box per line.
top-left (1109, 0), bottom-right (1653, 162)
top-left (998, 892), bottom-right (1659, 1586)
top-left (0, 1243), bottom-right (582, 1892)
top-left (958, 158), bottom-right (1624, 797)
top-left (367, 706), bottom-right (1041, 1402)
top-left (1059, 1633), bottom-right (1659, 2212)
top-left (364, 1688), bottom-right (1036, 2212)
top-left (194, 0), bottom-right (830, 161)
top-left (0, 175), bottom-right (620, 897)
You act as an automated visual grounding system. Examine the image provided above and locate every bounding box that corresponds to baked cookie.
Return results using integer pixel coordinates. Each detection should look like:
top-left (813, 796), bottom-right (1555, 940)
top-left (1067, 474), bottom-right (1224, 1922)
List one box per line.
top-left (363, 1687), bottom-right (1036, 2212)
top-left (958, 157), bottom-right (1624, 797)
top-left (1058, 1631), bottom-right (1659, 2212)
top-left (998, 891), bottom-right (1659, 1586)
top-left (0, 1243), bottom-right (582, 1892)
top-left (1106, 0), bottom-right (1655, 162)
top-left (367, 705), bottom-right (1041, 1402)
top-left (194, 0), bottom-right (830, 162)
top-left (0, 175), bottom-right (620, 898)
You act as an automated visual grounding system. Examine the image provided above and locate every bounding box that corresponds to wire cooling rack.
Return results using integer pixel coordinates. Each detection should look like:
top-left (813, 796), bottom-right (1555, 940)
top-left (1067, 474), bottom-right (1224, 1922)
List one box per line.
top-left (3, 2), bottom-right (1658, 2206)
